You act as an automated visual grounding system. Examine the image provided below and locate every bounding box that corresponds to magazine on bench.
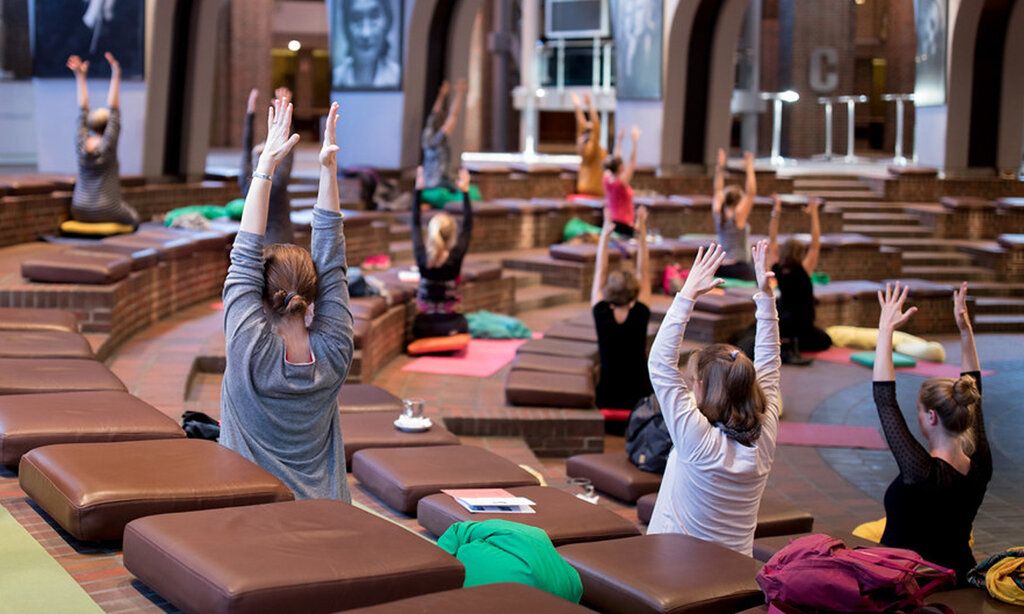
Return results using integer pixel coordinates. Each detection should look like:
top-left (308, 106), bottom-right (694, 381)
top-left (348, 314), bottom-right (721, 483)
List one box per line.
top-left (441, 489), bottom-right (536, 514)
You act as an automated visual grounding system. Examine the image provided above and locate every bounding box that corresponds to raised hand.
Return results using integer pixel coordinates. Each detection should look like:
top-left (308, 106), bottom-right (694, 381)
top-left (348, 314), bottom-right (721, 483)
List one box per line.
top-left (275, 86), bottom-right (292, 102)
top-left (635, 204), bottom-right (649, 227)
top-left (772, 194), bottom-right (782, 217)
top-left (456, 167), bottom-right (471, 194)
top-left (66, 55), bottom-right (89, 77)
top-left (744, 151), bottom-right (755, 169)
top-left (570, 92), bottom-right (581, 108)
top-left (752, 239), bottom-right (775, 293)
top-left (631, 126), bottom-right (641, 143)
top-left (258, 94), bottom-right (300, 172)
top-left (680, 243), bottom-right (727, 301)
top-left (319, 101), bottom-right (340, 169)
top-left (717, 147), bottom-right (726, 168)
top-left (455, 78), bottom-right (468, 96)
top-left (415, 166), bottom-right (426, 191)
top-left (953, 281), bottom-right (972, 334)
top-left (438, 80), bottom-right (450, 98)
top-left (104, 52), bottom-right (120, 75)
top-left (804, 196), bottom-right (821, 216)
top-left (877, 282), bottom-right (918, 332)
top-left (247, 88), bottom-right (259, 114)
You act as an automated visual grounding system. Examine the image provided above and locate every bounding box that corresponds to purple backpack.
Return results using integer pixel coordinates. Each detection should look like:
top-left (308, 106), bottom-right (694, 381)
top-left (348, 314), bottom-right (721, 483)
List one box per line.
top-left (756, 534), bottom-right (956, 613)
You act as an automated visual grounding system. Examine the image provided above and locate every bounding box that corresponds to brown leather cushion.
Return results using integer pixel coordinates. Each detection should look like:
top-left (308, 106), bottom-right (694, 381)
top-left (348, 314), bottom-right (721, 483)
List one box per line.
top-left (512, 352), bottom-right (595, 377)
top-left (338, 384), bottom-right (402, 413)
top-left (0, 331), bottom-right (94, 359)
top-left (550, 243), bottom-right (627, 263)
top-left (101, 234), bottom-right (194, 261)
top-left (882, 278), bottom-right (954, 298)
top-left (505, 369), bottom-right (595, 409)
top-left (346, 583), bottom-right (593, 613)
top-left (21, 250), bottom-right (132, 284)
top-left (813, 280), bottom-right (882, 303)
top-left (887, 165), bottom-right (938, 177)
top-left (349, 296), bottom-right (388, 320)
top-left (941, 196), bottom-right (995, 211)
top-left (544, 322), bottom-right (598, 344)
top-left (134, 224), bottom-right (233, 252)
top-left (637, 493), bottom-right (813, 537)
top-left (418, 485), bottom-right (640, 546)
top-left (463, 261), bottom-right (503, 283)
top-left (566, 453), bottom-right (661, 503)
top-left (558, 534), bottom-right (763, 614)
top-left (751, 532), bottom-right (875, 564)
top-left (518, 338), bottom-right (599, 361)
top-left (693, 293), bottom-right (755, 315)
top-left (0, 358), bottom-right (125, 395)
top-left (0, 308), bottom-right (79, 332)
top-left (669, 194), bottom-right (714, 208)
top-left (352, 318), bottom-right (371, 347)
top-left (19, 439), bottom-right (293, 541)
top-left (123, 500), bottom-right (465, 614)
top-left (0, 391), bottom-right (184, 467)
top-left (352, 445), bottom-right (539, 515)
top-left (736, 587), bottom-right (1018, 614)
top-left (72, 244), bottom-right (159, 271)
top-left (340, 411), bottom-right (460, 466)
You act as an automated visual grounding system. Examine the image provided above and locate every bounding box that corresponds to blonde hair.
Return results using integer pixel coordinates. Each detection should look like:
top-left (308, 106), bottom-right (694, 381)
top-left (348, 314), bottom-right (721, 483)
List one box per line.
top-left (687, 344), bottom-right (766, 445)
top-left (426, 213), bottom-right (457, 268)
top-left (919, 374), bottom-right (980, 452)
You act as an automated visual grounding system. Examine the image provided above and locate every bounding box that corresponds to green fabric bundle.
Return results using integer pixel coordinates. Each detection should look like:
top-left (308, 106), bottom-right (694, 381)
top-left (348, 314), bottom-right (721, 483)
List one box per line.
top-left (437, 519), bottom-right (583, 603)
top-left (420, 185), bottom-right (482, 208)
top-left (562, 217), bottom-right (601, 242)
top-left (224, 198), bottom-right (246, 220)
top-left (850, 351), bottom-right (917, 368)
top-left (163, 205), bottom-right (228, 226)
top-left (467, 311), bottom-right (532, 339)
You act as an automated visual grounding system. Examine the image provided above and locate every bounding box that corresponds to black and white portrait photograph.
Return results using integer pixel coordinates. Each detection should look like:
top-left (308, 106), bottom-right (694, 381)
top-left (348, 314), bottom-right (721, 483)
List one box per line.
top-left (32, 0), bottom-right (145, 80)
top-left (914, 0), bottom-right (946, 106)
top-left (328, 0), bottom-right (403, 91)
top-left (611, 0), bottom-right (662, 100)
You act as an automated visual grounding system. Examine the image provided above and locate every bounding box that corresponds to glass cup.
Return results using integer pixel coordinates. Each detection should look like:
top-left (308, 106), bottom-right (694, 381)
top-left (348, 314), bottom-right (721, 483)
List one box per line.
top-left (568, 477), bottom-right (596, 502)
top-left (402, 398), bottom-right (426, 420)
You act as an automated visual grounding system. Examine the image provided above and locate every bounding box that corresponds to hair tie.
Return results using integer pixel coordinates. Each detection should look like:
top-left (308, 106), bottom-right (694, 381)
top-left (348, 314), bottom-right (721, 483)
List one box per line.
top-left (729, 350), bottom-right (739, 361)
top-left (283, 291), bottom-right (297, 307)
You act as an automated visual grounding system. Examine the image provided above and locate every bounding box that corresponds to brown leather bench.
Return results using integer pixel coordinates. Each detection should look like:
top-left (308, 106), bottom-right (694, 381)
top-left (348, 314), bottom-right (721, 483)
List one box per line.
top-left (637, 493), bottom-right (814, 538)
top-left (887, 165), bottom-right (938, 177)
top-left (565, 453), bottom-right (661, 503)
top-left (518, 338), bottom-right (599, 361)
top-left (941, 196), bottom-right (996, 211)
top-left (417, 485), bottom-right (640, 546)
top-left (352, 445), bottom-right (540, 515)
top-left (505, 369), bottom-right (595, 409)
top-left (544, 322), bottom-right (598, 344)
top-left (345, 583), bottom-right (593, 613)
top-left (558, 534), bottom-right (764, 614)
top-left (549, 243), bottom-right (629, 263)
top-left (0, 358), bottom-right (126, 395)
top-left (0, 331), bottom-right (94, 359)
top-left (101, 233), bottom-right (195, 262)
top-left (123, 500), bottom-right (465, 614)
top-left (72, 244), bottom-right (160, 271)
top-left (0, 308), bottom-right (79, 332)
top-left (511, 352), bottom-right (595, 377)
top-left (0, 391), bottom-right (184, 467)
top-left (19, 439), bottom-right (293, 541)
top-left (340, 411), bottom-right (460, 466)
top-left (736, 587), bottom-right (1015, 613)
top-left (21, 250), bottom-right (133, 284)
top-left (883, 277), bottom-right (954, 298)
top-left (338, 384), bottom-right (402, 413)
top-left (349, 296), bottom-right (388, 320)
top-left (751, 532), bottom-right (874, 563)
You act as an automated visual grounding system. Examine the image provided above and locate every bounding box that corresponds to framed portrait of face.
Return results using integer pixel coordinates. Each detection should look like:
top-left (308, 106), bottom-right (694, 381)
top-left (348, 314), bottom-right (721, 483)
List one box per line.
top-left (328, 0), bottom-right (403, 91)
top-left (32, 0), bottom-right (145, 80)
top-left (913, 0), bottom-right (947, 107)
top-left (611, 0), bottom-right (663, 100)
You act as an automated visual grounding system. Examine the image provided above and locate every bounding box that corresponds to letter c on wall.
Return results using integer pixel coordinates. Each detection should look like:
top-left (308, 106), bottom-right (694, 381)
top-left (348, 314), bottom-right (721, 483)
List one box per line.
top-left (809, 47), bottom-right (839, 93)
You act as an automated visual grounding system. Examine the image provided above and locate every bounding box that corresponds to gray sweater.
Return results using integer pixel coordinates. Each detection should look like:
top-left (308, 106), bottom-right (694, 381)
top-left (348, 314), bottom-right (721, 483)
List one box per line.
top-left (219, 208), bottom-right (355, 501)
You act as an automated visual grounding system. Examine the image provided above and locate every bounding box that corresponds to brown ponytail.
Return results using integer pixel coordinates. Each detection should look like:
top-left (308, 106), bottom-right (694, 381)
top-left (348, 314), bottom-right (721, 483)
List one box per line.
top-left (263, 244), bottom-right (317, 319)
top-left (688, 344), bottom-right (767, 445)
top-left (919, 374), bottom-right (980, 438)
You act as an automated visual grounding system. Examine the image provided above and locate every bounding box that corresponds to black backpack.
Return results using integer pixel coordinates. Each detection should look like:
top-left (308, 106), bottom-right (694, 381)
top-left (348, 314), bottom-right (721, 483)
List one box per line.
top-left (625, 394), bottom-right (672, 474)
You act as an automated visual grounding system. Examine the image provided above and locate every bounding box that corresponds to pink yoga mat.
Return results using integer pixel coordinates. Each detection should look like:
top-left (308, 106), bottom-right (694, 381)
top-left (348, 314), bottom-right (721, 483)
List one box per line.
top-left (401, 339), bottom-right (528, 378)
top-left (804, 347), bottom-right (993, 379)
top-left (777, 422), bottom-right (888, 450)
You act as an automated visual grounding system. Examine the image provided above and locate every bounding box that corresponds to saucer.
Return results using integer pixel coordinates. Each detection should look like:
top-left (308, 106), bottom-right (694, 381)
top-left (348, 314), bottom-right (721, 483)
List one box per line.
top-left (394, 416), bottom-right (433, 433)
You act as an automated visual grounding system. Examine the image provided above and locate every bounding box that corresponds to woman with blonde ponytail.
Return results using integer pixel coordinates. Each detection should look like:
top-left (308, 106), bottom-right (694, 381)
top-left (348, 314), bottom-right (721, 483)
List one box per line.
top-left (410, 165), bottom-right (473, 339)
top-left (220, 98), bottom-right (355, 502)
top-left (873, 281), bottom-right (991, 584)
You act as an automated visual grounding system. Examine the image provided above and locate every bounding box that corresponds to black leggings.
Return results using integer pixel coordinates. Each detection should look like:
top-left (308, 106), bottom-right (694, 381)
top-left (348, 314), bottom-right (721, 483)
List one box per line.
top-left (412, 312), bottom-right (468, 340)
top-left (734, 324), bottom-right (832, 359)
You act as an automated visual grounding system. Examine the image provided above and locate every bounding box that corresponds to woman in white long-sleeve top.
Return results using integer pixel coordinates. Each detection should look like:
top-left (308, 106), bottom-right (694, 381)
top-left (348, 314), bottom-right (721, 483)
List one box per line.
top-left (646, 240), bottom-right (782, 556)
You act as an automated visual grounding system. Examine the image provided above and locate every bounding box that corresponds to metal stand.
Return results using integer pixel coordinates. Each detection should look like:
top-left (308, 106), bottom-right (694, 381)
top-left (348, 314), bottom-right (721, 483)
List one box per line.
top-left (816, 97), bottom-right (835, 160)
top-left (760, 91), bottom-right (800, 166)
top-left (882, 93), bottom-right (915, 166)
top-left (835, 95), bottom-right (867, 163)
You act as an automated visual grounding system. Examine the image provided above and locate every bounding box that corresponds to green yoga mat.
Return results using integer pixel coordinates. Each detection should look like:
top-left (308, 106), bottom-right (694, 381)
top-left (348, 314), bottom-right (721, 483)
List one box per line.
top-left (0, 504), bottom-right (102, 613)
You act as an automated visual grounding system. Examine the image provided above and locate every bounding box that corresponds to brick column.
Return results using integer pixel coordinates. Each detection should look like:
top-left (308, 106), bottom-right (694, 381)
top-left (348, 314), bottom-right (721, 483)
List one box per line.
top-left (211, 0), bottom-right (274, 148)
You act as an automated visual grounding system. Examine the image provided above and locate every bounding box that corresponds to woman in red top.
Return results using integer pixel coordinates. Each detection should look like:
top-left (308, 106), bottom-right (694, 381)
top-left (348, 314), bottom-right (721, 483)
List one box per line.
top-left (603, 126), bottom-right (641, 237)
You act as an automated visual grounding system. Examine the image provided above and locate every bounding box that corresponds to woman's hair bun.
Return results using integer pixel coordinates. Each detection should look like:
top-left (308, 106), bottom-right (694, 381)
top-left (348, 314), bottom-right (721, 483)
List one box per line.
top-left (952, 375), bottom-right (980, 409)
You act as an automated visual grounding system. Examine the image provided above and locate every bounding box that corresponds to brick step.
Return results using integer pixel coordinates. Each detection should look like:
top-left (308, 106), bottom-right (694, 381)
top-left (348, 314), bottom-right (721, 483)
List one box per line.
top-left (513, 284), bottom-right (579, 313)
top-left (901, 251), bottom-right (975, 266)
top-left (501, 255), bottom-right (585, 291)
top-left (389, 223), bottom-right (410, 242)
top-left (286, 184), bottom-right (318, 199)
top-left (503, 269), bottom-right (544, 290)
top-left (792, 178), bottom-right (873, 190)
top-left (794, 190), bottom-right (879, 201)
top-left (389, 240), bottom-right (413, 262)
top-left (901, 265), bottom-right (997, 282)
top-left (842, 212), bottom-right (922, 226)
top-left (880, 238), bottom-right (962, 251)
top-left (843, 224), bottom-right (934, 238)
top-left (973, 314), bottom-right (1024, 333)
top-left (291, 197), bottom-right (317, 211)
top-left (962, 282), bottom-right (1024, 297)
top-left (973, 297), bottom-right (1024, 315)
top-left (830, 203), bottom-right (911, 215)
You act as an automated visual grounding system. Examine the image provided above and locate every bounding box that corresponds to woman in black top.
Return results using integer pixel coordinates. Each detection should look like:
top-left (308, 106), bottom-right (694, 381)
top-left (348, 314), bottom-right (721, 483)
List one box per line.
top-left (767, 195), bottom-right (831, 354)
top-left (873, 281), bottom-right (990, 584)
top-left (410, 166), bottom-right (473, 339)
top-left (591, 206), bottom-right (653, 410)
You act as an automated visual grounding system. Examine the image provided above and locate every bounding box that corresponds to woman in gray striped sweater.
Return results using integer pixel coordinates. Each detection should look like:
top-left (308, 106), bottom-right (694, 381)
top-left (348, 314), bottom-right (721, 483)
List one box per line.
top-left (66, 53), bottom-right (140, 227)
